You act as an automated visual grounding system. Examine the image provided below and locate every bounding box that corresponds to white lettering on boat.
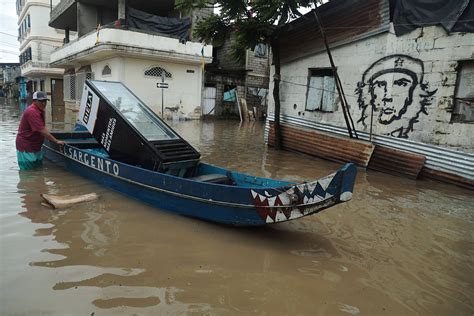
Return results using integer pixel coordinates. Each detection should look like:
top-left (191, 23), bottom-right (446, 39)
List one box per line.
top-left (100, 118), bottom-right (116, 151)
top-left (65, 147), bottom-right (120, 176)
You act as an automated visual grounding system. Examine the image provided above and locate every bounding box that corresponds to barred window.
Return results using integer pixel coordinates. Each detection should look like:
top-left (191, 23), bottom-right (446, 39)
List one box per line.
top-left (69, 75), bottom-right (76, 100)
top-left (102, 65), bottom-right (111, 76)
top-left (19, 47), bottom-right (32, 65)
top-left (64, 71), bottom-right (94, 101)
top-left (144, 66), bottom-right (172, 78)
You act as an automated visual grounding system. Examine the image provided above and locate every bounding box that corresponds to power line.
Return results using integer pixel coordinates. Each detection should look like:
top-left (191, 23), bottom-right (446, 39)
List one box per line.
top-left (0, 41), bottom-right (19, 48)
top-left (0, 31), bottom-right (17, 38)
top-left (0, 49), bottom-right (19, 55)
top-left (280, 78), bottom-right (358, 99)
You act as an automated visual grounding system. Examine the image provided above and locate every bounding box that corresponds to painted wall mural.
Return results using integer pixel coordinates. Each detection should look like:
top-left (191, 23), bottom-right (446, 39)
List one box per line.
top-left (355, 54), bottom-right (437, 138)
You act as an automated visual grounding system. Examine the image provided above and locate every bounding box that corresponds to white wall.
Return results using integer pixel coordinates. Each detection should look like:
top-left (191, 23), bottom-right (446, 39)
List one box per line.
top-left (91, 57), bottom-right (204, 117)
top-left (269, 25), bottom-right (474, 152)
top-left (18, 0), bottom-right (66, 78)
top-left (19, 4), bottom-right (64, 47)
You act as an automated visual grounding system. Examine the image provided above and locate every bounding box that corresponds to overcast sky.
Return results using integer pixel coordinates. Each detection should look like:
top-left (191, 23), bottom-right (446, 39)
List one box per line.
top-left (0, 0), bottom-right (20, 63)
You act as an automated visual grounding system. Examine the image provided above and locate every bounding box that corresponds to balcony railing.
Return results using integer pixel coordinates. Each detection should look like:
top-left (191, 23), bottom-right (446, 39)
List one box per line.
top-left (50, 27), bottom-right (213, 66)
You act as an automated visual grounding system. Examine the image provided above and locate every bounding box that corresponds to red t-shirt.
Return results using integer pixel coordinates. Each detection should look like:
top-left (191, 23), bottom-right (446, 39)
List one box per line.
top-left (16, 103), bottom-right (46, 152)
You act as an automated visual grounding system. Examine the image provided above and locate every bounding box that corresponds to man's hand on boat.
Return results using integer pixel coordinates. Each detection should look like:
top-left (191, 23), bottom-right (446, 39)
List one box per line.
top-left (39, 128), bottom-right (65, 146)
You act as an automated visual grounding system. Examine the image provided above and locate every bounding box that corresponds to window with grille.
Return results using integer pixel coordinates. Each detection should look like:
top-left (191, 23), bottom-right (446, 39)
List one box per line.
top-left (19, 47), bottom-right (32, 65)
top-left (144, 66), bottom-right (172, 79)
top-left (64, 72), bottom-right (94, 101)
top-left (69, 75), bottom-right (76, 100)
top-left (102, 65), bottom-right (111, 76)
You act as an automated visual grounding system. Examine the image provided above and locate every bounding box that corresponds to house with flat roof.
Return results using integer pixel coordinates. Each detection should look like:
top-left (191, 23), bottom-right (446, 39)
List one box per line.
top-left (16, 0), bottom-right (73, 106)
top-left (203, 36), bottom-right (270, 120)
top-left (267, 0), bottom-right (474, 188)
top-left (48, 0), bottom-right (213, 119)
top-left (0, 63), bottom-right (21, 98)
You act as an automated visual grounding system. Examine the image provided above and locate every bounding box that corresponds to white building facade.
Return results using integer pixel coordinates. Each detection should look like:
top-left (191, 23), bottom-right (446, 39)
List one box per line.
top-left (48, 0), bottom-right (212, 119)
top-left (268, 0), bottom-right (474, 187)
top-left (16, 0), bottom-right (71, 106)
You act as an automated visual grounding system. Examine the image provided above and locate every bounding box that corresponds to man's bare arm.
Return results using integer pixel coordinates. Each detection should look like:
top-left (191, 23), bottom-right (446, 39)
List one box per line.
top-left (39, 128), bottom-right (66, 146)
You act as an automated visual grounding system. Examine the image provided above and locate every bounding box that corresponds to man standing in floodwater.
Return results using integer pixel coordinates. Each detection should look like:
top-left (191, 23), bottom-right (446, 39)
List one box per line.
top-left (16, 91), bottom-right (65, 170)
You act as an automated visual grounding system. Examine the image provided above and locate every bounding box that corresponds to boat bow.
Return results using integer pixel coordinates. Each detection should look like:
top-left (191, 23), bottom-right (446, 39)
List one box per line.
top-left (250, 163), bottom-right (357, 223)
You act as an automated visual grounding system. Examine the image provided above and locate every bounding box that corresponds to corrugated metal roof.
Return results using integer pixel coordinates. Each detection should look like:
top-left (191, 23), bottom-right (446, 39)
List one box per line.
top-left (279, 0), bottom-right (390, 63)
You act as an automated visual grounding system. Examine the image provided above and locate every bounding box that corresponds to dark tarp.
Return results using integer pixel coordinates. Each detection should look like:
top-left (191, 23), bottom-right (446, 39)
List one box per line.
top-left (393, 0), bottom-right (474, 36)
top-left (453, 0), bottom-right (474, 33)
top-left (126, 7), bottom-right (191, 42)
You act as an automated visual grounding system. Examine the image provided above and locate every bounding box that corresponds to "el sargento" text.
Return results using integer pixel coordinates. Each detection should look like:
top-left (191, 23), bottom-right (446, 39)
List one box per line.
top-left (64, 146), bottom-right (120, 176)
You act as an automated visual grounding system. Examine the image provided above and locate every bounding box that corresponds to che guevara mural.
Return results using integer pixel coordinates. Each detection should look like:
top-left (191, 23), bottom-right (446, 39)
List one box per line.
top-left (355, 54), bottom-right (437, 138)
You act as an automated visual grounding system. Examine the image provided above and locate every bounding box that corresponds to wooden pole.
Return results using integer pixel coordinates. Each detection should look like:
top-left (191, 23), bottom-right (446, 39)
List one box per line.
top-left (312, 8), bottom-right (358, 139)
top-left (271, 36), bottom-right (282, 149)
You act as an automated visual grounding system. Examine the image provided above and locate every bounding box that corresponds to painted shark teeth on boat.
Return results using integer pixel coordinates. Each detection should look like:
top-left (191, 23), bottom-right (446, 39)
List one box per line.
top-left (250, 175), bottom-right (339, 222)
top-left (267, 196), bottom-right (277, 207)
top-left (275, 211), bottom-right (288, 222)
top-left (318, 173), bottom-right (336, 191)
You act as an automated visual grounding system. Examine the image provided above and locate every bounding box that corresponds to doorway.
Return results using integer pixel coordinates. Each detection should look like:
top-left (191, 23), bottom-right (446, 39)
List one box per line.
top-left (51, 79), bottom-right (65, 125)
top-left (203, 86), bottom-right (216, 115)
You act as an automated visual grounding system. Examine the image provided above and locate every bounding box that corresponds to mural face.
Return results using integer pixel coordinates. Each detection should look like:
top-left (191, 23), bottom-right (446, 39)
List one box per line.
top-left (356, 55), bottom-right (437, 138)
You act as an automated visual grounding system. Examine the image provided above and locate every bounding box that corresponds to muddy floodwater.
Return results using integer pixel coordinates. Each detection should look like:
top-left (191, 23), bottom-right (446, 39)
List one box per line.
top-left (1, 98), bottom-right (473, 316)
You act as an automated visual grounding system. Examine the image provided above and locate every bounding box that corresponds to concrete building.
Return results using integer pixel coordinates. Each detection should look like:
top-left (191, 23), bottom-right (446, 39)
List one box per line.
top-left (48, 0), bottom-right (213, 119)
top-left (267, 0), bottom-right (474, 188)
top-left (0, 63), bottom-right (21, 98)
top-left (16, 0), bottom-right (71, 106)
top-left (204, 36), bottom-right (270, 119)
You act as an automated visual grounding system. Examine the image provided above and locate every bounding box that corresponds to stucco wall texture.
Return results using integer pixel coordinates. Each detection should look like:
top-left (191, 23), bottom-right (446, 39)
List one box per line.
top-left (269, 25), bottom-right (474, 152)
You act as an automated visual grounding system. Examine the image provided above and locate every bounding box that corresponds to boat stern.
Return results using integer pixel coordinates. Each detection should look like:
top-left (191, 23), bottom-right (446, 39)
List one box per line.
top-left (337, 163), bottom-right (357, 202)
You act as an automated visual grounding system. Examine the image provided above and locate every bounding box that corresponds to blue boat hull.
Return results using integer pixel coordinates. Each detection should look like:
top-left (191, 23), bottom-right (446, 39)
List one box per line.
top-left (43, 142), bottom-right (357, 226)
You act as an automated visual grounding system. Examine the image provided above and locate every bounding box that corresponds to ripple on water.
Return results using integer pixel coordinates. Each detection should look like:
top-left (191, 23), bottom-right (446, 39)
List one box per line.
top-left (1, 99), bottom-right (474, 315)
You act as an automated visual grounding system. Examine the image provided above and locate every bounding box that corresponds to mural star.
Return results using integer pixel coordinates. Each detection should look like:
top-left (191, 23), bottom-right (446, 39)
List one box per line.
top-left (394, 57), bottom-right (404, 67)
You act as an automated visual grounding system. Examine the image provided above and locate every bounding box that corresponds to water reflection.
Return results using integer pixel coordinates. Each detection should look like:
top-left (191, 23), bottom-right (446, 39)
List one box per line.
top-left (14, 166), bottom-right (354, 314)
top-left (14, 166), bottom-right (217, 314)
top-left (1, 98), bottom-right (473, 315)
